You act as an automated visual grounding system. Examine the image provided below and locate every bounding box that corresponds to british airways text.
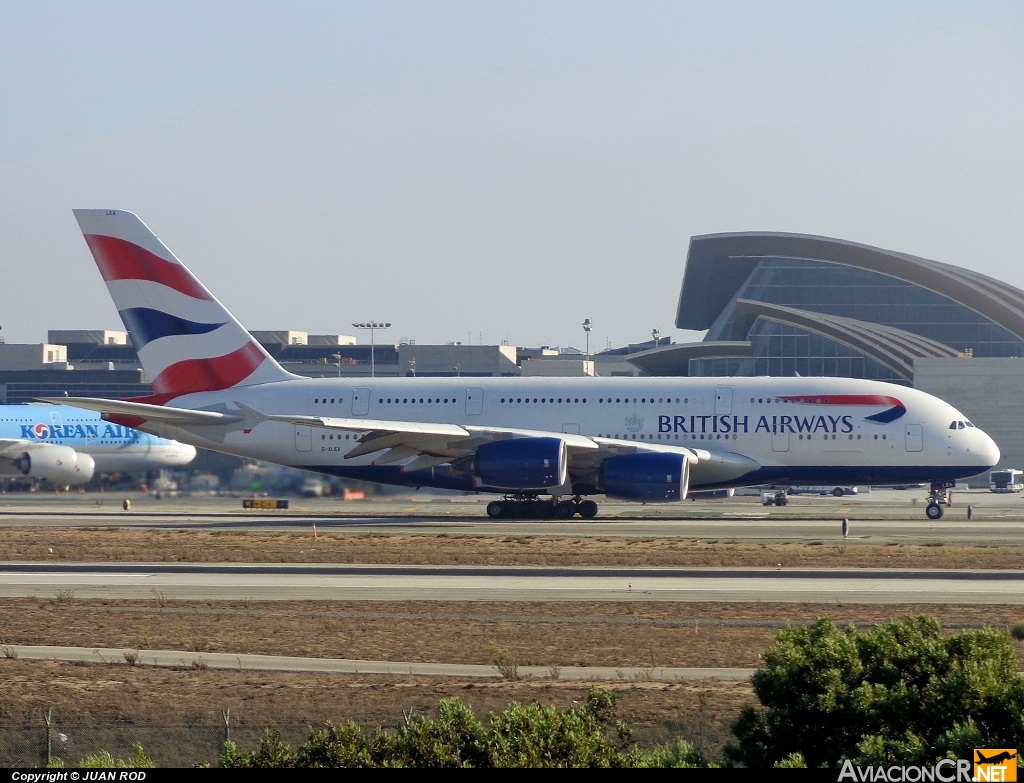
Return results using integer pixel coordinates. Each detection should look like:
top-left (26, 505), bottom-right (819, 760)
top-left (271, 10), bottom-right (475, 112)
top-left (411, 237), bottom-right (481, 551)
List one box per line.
top-left (658, 414), bottom-right (855, 434)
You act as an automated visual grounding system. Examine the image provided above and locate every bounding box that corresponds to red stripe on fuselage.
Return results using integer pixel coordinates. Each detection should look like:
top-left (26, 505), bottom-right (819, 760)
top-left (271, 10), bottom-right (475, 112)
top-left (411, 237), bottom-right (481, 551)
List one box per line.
top-left (150, 341), bottom-right (265, 401)
top-left (84, 234), bottom-right (211, 301)
top-left (777, 394), bottom-right (903, 407)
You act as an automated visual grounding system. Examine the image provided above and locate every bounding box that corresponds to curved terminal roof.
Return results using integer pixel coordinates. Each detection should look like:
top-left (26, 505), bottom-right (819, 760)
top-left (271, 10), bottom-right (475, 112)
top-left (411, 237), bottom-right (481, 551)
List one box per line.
top-left (626, 341), bottom-right (752, 376)
top-left (731, 300), bottom-right (960, 381)
top-left (676, 232), bottom-right (1024, 342)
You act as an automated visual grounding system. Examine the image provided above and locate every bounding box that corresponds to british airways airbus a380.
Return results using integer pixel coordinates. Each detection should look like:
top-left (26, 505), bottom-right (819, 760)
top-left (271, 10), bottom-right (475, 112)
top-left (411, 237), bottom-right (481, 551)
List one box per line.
top-left (0, 403), bottom-right (196, 486)
top-left (52, 209), bottom-right (999, 519)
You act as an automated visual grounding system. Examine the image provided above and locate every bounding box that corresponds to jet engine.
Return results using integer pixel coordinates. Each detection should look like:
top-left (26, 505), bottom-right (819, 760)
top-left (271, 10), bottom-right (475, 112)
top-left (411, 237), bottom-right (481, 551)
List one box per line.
top-left (12, 446), bottom-right (95, 485)
top-left (473, 437), bottom-right (567, 490)
top-left (600, 452), bottom-right (690, 502)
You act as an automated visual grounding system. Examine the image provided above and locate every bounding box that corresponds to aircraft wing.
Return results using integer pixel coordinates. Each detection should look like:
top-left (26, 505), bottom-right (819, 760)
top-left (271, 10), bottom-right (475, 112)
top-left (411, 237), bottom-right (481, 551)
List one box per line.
top-left (237, 403), bottom-right (759, 482)
top-left (39, 397), bottom-right (243, 426)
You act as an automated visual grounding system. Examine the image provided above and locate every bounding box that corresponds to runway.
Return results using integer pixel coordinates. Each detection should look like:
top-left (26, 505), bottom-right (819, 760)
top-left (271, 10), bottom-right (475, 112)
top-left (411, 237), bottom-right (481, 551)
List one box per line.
top-left (4, 562), bottom-right (1023, 604)
top-left (2, 489), bottom-right (1024, 544)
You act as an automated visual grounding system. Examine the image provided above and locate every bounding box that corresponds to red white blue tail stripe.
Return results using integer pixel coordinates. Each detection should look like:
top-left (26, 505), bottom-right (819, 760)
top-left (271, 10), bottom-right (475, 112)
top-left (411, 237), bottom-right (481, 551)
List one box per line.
top-left (74, 210), bottom-right (294, 403)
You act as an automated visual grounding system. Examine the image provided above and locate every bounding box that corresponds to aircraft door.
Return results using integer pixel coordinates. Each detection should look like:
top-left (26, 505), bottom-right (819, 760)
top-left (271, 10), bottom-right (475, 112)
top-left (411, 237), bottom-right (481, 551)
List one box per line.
top-left (772, 427), bottom-right (790, 452)
top-left (295, 426), bottom-right (312, 452)
top-left (466, 388), bottom-right (484, 415)
top-left (905, 424), bottom-right (923, 452)
top-left (352, 388), bottom-right (371, 416)
top-left (715, 386), bottom-right (733, 416)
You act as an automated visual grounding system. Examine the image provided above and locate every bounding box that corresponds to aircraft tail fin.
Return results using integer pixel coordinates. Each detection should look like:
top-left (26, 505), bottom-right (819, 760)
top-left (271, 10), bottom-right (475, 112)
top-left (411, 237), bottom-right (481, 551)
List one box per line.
top-left (73, 209), bottom-right (296, 404)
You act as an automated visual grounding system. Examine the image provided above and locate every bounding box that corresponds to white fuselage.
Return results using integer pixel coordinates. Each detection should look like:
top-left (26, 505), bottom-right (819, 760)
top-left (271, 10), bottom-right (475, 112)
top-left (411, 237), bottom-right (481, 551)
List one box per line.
top-left (142, 375), bottom-right (998, 492)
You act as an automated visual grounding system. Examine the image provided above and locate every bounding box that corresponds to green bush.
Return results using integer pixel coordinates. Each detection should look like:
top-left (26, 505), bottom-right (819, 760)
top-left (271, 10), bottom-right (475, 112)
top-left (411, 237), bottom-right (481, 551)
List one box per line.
top-left (297, 721), bottom-right (377, 768)
top-left (388, 697), bottom-right (489, 768)
top-left (50, 743), bottom-right (155, 768)
top-left (726, 616), bottom-right (1024, 768)
top-left (221, 687), bottom-right (715, 768)
top-left (626, 738), bottom-right (713, 768)
top-left (222, 730), bottom-right (297, 768)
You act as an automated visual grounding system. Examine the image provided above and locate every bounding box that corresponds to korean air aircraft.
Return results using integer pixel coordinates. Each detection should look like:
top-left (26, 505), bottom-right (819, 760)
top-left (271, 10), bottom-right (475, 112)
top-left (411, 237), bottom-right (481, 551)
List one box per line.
top-left (54, 209), bottom-right (999, 519)
top-left (0, 403), bottom-right (197, 486)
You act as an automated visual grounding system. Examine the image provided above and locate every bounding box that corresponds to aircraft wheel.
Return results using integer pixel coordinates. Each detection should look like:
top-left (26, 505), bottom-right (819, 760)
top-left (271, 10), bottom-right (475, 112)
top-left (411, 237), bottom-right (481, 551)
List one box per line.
top-left (555, 500), bottom-right (575, 519)
top-left (486, 501), bottom-right (505, 519)
top-left (578, 500), bottom-right (599, 519)
top-left (925, 502), bottom-right (944, 520)
top-left (832, 487), bottom-right (844, 497)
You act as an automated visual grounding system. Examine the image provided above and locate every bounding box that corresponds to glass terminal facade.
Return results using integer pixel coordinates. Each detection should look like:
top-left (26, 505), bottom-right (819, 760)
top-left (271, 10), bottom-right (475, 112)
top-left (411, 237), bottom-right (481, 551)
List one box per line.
top-left (663, 234), bottom-right (1024, 383)
top-left (706, 257), bottom-right (1024, 359)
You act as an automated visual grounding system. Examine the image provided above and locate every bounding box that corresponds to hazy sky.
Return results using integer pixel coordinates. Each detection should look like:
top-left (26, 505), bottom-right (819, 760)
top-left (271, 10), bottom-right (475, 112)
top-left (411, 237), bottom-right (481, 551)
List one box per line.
top-left (2, 1), bottom-right (1022, 352)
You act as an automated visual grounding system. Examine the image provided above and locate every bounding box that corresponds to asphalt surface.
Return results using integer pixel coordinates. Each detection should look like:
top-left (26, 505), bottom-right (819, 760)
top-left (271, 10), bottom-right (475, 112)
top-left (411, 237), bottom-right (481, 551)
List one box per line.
top-left (2, 488), bottom-right (1024, 543)
top-left (2, 562), bottom-right (1022, 603)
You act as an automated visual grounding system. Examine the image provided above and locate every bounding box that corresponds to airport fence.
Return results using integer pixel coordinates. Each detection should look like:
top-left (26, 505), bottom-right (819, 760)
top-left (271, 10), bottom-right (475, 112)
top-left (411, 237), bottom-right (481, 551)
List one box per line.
top-left (0, 712), bottom-right (732, 767)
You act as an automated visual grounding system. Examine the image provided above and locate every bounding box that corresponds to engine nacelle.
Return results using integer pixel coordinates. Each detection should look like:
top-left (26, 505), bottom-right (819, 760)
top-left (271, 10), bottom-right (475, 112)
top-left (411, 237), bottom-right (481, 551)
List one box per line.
top-left (12, 446), bottom-right (95, 485)
top-left (474, 437), bottom-right (567, 490)
top-left (600, 452), bottom-right (690, 502)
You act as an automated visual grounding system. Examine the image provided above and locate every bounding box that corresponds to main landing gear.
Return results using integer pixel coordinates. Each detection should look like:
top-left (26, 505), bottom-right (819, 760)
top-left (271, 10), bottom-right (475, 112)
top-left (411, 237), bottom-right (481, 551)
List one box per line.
top-left (925, 481), bottom-right (955, 520)
top-left (486, 494), bottom-right (599, 520)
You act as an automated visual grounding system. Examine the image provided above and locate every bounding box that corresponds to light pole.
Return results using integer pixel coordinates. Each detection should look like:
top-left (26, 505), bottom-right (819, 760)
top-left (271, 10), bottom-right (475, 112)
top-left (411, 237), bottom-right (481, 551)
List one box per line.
top-left (352, 322), bottom-right (391, 378)
top-left (582, 318), bottom-right (592, 361)
top-left (332, 352), bottom-right (342, 377)
top-left (652, 327), bottom-right (661, 346)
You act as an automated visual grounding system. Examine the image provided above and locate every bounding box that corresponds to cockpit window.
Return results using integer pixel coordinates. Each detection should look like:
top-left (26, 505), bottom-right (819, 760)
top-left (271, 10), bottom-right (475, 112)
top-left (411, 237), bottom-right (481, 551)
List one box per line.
top-left (949, 421), bottom-right (958, 430)
top-left (965, 421), bottom-right (975, 427)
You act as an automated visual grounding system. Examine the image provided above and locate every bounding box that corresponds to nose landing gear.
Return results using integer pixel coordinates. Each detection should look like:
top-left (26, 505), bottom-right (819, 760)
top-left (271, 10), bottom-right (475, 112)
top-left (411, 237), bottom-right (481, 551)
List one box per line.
top-left (925, 481), bottom-right (954, 519)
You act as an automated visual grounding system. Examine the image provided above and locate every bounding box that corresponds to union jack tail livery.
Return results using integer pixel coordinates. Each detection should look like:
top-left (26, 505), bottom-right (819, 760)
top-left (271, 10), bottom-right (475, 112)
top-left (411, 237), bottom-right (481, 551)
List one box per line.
top-left (73, 210), bottom-right (296, 404)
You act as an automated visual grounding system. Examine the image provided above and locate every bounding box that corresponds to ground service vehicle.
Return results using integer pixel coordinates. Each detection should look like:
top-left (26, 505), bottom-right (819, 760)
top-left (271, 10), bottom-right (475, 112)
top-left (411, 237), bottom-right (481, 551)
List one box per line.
top-left (989, 468), bottom-right (1023, 493)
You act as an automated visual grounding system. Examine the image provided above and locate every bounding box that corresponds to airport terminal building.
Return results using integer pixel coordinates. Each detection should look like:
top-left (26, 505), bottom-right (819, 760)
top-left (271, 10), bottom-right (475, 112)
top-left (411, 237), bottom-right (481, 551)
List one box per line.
top-left (628, 232), bottom-right (1024, 382)
top-left (625, 232), bottom-right (1024, 472)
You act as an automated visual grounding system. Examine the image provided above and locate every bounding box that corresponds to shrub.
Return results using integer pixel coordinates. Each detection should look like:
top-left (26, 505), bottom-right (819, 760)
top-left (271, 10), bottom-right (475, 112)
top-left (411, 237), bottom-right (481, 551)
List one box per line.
top-left (388, 697), bottom-right (489, 768)
top-left (726, 616), bottom-right (1024, 768)
top-left (50, 743), bottom-right (155, 768)
top-left (222, 730), bottom-right (297, 768)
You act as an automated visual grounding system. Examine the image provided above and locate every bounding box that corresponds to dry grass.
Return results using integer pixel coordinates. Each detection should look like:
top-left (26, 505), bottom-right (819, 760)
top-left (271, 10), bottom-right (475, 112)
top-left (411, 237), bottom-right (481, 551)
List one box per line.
top-left (1, 528), bottom-right (1022, 568)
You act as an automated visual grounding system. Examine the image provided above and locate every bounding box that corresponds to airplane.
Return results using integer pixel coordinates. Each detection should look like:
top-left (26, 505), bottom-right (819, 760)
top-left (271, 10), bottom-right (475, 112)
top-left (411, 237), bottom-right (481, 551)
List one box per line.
top-left (976, 751), bottom-right (1016, 765)
top-left (51, 209), bottom-right (999, 519)
top-left (0, 403), bottom-right (197, 486)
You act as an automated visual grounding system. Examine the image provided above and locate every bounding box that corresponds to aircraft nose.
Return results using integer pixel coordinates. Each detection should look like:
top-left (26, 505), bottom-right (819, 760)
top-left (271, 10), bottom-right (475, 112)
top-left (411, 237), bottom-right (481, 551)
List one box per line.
top-left (973, 430), bottom-right (1000, 469)
top-left (179, 444), bottom-right (198, 464)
